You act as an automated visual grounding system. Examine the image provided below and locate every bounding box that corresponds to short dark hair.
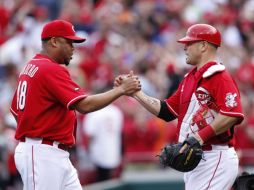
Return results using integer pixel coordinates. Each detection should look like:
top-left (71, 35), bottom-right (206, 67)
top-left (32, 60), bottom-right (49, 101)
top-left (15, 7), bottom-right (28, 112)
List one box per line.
top-left (41, 37), bottom-right (52, 42)
top-left (209, 42), bottom-right (219, 49)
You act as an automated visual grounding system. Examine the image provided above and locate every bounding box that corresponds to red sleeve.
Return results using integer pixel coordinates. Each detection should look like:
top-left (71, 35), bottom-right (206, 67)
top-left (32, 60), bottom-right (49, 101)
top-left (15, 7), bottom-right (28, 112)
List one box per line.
top-left (164, 81), bottom-right (183, 117)
top-left (210, 71), bottom-right (244, 123)
top-left (10, 91), bottom-right (18, 118)
top-left (44, 66), bottom-right (87, 109)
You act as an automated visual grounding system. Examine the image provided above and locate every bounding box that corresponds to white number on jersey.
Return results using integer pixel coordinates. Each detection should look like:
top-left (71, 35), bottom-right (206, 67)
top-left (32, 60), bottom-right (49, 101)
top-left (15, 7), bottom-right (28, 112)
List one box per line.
top-left (17, 80), bottom-right (28, 110)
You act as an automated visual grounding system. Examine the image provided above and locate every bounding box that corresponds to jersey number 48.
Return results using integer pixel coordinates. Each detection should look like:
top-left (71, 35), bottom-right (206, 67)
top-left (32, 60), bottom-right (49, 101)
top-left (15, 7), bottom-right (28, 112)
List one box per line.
top-left (17, 80), bottom-right (27, 110)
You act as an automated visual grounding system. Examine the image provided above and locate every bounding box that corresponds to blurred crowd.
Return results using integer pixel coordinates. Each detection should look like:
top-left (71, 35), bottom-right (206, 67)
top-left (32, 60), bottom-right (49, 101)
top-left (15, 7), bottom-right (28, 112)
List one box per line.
top-left (1, 0), bottom-right (254, 189)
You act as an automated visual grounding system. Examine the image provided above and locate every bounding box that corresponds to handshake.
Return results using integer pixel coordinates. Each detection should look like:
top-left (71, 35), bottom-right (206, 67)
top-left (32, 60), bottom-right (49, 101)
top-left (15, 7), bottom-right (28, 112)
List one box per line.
top-left (114, 71), bottom-right (141, 96)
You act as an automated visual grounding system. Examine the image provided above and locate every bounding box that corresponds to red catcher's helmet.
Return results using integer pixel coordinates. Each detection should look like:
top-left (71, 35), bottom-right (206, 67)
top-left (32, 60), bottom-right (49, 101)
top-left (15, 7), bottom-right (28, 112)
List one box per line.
top-left (177, 24), bottom-right (221, 47)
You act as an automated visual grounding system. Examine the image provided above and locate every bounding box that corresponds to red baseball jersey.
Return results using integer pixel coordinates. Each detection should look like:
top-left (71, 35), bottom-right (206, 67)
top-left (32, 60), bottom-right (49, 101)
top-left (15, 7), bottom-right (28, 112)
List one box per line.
top-left (165, 62), bottom-right (244, 145)
top-left (10, 54), bottom-right (87, 146)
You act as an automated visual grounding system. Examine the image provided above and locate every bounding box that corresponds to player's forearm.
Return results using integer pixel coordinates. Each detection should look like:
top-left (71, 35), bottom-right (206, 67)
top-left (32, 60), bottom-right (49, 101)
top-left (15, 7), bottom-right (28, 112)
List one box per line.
top-left (210, 114), bottom-right (239, 135)
top-left (133, 91), bottom-right (161, 116)
top-left (195, 113), bottom-right (239, 144)
top-left (75, 88), bottom-right (123, 114)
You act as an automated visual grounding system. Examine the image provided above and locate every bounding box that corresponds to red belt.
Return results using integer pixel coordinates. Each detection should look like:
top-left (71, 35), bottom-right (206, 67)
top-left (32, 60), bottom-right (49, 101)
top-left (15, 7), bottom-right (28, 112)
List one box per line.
top-left (20, 137), bottom-right (70, 152)
top-left (202, 144), bottom-right (213, 151)
top-left (202, 144), bottom-right (232, 151)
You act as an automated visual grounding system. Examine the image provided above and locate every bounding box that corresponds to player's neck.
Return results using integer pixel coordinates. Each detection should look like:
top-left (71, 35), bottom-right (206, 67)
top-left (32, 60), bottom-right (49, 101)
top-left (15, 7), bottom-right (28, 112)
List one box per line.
top-left (40, 50), bottom-right (59, 64)
top-left (196, 53), bottom-right (217, 70)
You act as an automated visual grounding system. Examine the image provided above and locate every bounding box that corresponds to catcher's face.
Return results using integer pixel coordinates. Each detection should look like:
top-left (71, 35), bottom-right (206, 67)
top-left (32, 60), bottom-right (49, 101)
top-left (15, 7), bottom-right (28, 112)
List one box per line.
top-left (183, 41), bottom-right (204, 66)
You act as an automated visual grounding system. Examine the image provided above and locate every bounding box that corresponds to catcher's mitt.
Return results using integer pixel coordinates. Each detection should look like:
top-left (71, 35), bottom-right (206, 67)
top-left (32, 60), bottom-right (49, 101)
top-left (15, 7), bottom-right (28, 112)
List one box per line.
top-left (158, 137), bottom-right (203, 172)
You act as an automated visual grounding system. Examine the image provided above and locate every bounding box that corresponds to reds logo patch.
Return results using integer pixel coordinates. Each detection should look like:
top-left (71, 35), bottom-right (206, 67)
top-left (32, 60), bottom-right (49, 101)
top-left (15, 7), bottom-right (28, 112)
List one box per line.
top-left (225, 93), bottom-right (237, 108)
top-left (195, 87), bottom-right (211, 105)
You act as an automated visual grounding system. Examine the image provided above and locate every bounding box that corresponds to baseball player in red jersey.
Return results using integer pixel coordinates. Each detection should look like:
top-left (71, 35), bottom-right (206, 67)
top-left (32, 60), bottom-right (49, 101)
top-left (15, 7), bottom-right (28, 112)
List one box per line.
top-left (10, 20), bottom-right (141, 190)
top-left (116, 24), bottom-right (244, 190)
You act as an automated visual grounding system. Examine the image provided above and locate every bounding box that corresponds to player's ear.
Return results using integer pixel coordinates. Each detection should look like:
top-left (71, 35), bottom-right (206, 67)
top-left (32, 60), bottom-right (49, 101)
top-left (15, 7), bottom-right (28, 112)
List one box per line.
top-left (200, 41), bottom-right (208, 52)
top-left (49, 37), bottom-right (58, 48)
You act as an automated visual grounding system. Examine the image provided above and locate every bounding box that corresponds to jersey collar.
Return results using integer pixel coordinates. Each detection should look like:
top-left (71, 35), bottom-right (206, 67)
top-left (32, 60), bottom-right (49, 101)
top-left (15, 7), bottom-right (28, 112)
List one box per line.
top-left (193, 61), bottom-right (218, 79)
top-left (33, 54), bottom-right (58, 64)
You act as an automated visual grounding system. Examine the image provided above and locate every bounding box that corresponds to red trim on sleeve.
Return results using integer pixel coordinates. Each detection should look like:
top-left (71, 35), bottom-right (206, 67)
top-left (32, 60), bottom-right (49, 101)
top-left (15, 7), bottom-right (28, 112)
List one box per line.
top-left (219, 110), bottom-right (244, 124)
top-left (67, 95), bottom-right (87, 109)
top-left (220, 110), bottom-right (244, 118)
top-left (10, 107), bottom-right (18, 116)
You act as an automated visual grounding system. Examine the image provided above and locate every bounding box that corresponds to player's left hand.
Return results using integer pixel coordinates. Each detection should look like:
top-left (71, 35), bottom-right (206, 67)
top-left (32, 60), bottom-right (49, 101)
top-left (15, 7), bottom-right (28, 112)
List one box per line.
top-left (158, 136), bottom-right (203, 172)
top-left (180, 135), bottom-right (203, 153)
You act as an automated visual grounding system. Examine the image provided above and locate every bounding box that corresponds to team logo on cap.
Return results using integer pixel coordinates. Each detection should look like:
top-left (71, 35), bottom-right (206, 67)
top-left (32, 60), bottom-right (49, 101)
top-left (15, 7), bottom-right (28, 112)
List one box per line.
top-left (225, 92), bottom-right (237, 108)
top-left (72, 26), bottom-right (75, 32)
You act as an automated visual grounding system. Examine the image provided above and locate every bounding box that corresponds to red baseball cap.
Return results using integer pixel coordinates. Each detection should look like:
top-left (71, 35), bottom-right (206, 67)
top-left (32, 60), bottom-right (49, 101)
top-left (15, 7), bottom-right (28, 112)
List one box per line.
top-left (41, 20), bottom-right (86, 43)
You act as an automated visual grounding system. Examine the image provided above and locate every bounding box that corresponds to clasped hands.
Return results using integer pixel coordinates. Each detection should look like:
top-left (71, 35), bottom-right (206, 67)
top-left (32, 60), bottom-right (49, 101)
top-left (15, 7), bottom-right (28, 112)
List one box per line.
top-left (114, 71), bottom-right (141, 96)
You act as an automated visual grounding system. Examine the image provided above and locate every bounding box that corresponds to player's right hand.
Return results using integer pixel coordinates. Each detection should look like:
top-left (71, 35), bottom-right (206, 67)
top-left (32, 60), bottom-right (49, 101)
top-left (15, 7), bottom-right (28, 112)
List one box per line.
top-left (114, 71), bottom-right (134, 87)
top-left (115, 71), bottom-right (141, 95)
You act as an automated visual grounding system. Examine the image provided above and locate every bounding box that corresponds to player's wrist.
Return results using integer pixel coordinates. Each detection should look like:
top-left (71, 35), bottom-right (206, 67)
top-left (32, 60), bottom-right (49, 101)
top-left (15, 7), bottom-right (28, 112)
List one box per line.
top-left (194, 134), bottom-right (204, 145)
top-left (113, 86), bottom-right (125, 96)
top-left (197, 124), bottom-right (216, 143)
top-left (133, 90), bottom-right (142, 99)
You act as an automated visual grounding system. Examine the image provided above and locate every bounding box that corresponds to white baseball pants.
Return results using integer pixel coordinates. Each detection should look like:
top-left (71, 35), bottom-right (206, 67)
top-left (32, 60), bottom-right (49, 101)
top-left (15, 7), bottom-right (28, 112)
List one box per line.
top-left (14, 139), bottom-right (82, 190)
top-left (184, 145), bottom-right (238, 190)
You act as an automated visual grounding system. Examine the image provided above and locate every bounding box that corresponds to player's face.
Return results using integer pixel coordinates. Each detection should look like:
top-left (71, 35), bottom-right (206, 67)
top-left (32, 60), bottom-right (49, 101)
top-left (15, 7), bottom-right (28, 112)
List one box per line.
top-left (56, 37), bottom-right (74, 66)
top-left (183, 41), bottom-right (203, 66)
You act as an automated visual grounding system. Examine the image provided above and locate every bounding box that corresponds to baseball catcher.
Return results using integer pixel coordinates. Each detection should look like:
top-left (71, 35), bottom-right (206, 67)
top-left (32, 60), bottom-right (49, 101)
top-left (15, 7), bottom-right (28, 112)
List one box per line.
top-left (158, 137), bottom-right (203, 172)
top-left (115, 23), bottom-right (244, 190)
